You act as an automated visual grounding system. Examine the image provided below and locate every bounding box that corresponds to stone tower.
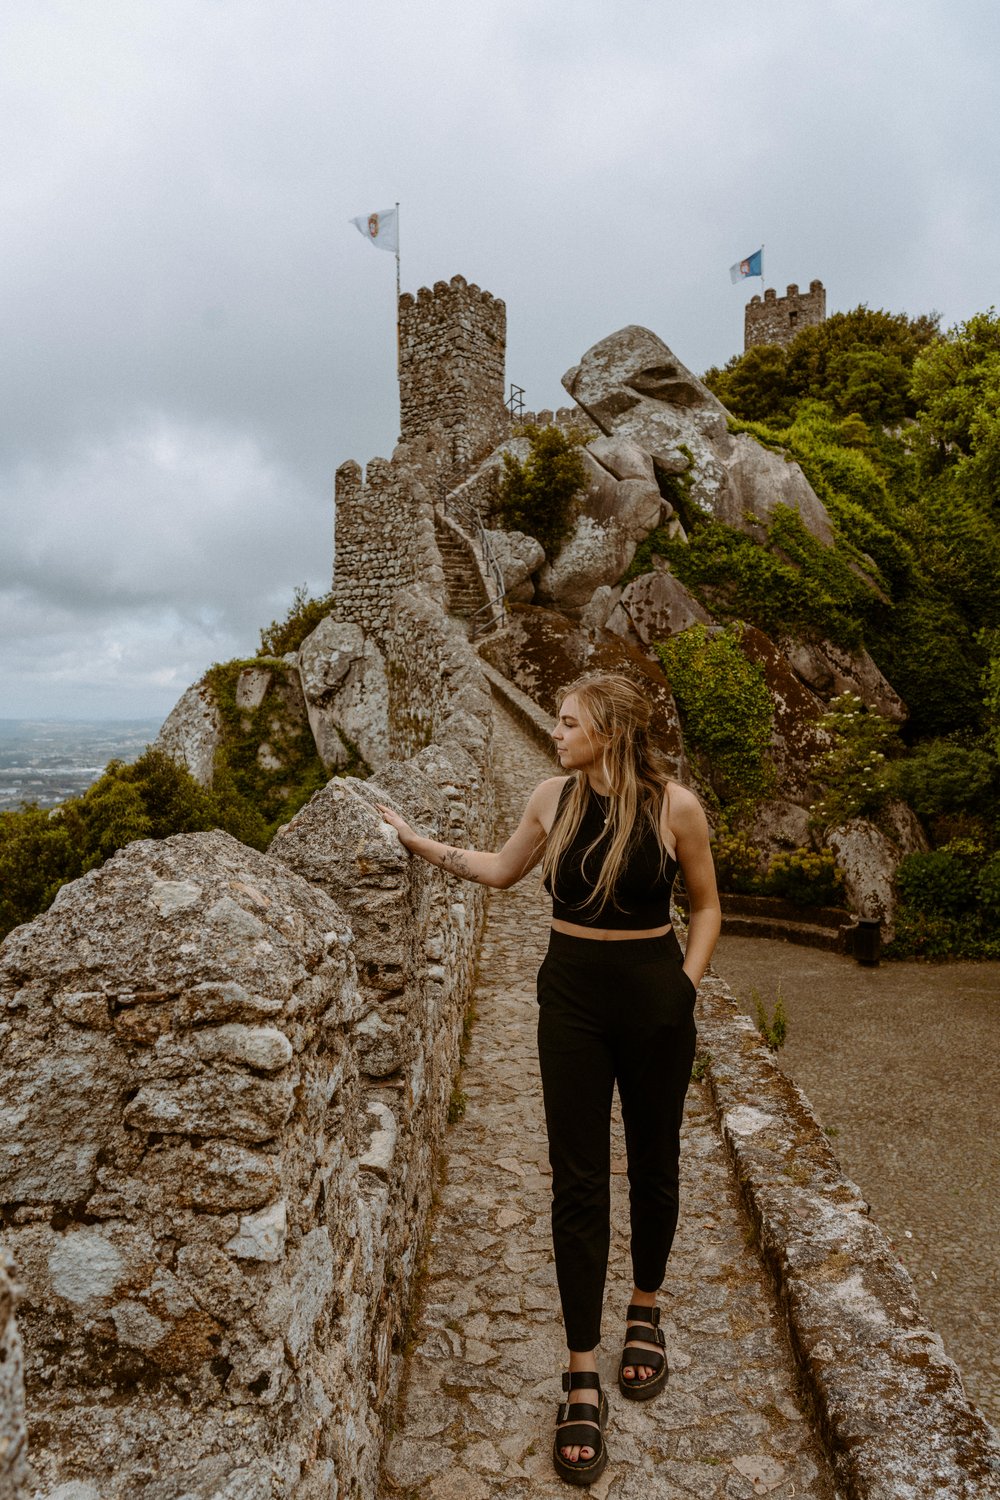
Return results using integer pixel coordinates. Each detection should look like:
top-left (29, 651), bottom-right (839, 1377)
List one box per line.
top-left (745, 280), bottom-right (826, 350)
top-left (398, 274), bottom-right (509, 479)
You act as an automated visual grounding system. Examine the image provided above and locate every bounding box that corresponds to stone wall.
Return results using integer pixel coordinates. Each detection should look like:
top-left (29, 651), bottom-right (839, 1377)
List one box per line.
top-left (398, 275), bottom-right (509, 481)
top-left (745, 280), bottom-right (826, 349)
top-left (331, 454), bottom-right (443, 643)
top-left (0, 492), bottom-right (496, 1495)
top-left (0, 1251), bottom-right (28, 1500)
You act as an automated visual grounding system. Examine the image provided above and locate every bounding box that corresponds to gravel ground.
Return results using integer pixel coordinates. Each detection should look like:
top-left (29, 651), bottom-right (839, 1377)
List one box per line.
top-left (713, 934), bottom-right (1000, 1429)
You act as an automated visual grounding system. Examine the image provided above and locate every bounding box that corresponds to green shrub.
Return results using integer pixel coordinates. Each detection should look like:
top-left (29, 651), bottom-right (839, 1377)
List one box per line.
top-left (492, 424), bottom-right (588, 560)
top-left (809, 692), bottom-right (899, 829)
top-left (870, 596), bottom-right (985, 739)
top-left (887, 838), bottom-right (1000, 959)
top-left (655, 623), bottom-right (774, 807)
top-left (0, 808), bottom-right (79, 938)
top-left (0, 748), bottom-right (257, 942)
top-left (894, 849), bottom-right (969, 917)
top-left (258, 584), bottom-right (334, 658)
top-left (205, 659), bottom-right (332, 831)
top-left (764, 847), bottom-right (845, 907)
top-left (977, 851), bottom-right (1000, 924)
top-left (885, 909), bottom-right (993, 961)
top-left (656, 510), bottom-right (870, 651)
top-left (890, 739), bottom-right (998, 820)
top-left (711, 823), bottom-right (764, 893)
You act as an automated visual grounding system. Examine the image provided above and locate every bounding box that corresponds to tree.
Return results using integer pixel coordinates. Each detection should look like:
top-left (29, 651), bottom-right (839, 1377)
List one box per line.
top-left (258, 585), bottom-right (334, 658)
top-left (492, 424), bottom-right (588, 560)
top-left (911, 309), bottom-right (1000, 472)
top-left (705, 306), bottom-right (940, 430)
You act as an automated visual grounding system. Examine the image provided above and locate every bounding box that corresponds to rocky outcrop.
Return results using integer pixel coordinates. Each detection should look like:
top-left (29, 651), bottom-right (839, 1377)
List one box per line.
top-left (562, 325), bottom-right (836, 547)
top-left (534, 444), bottom-right (670, 613)
top-left (478, 602), bottom-right (689, 779)
top-left (482, 527), bottom-right (544, 603)
top-left (155, 682), bottom-right (222, 788)
top-left (782, 637), bottom-right (908, 722)
top-left (297, 616), bottom-right (390, 770)
top-left (536, 513), bottom-right (637, 611)
top-left (607, 563), bottom-right (714, 646)
top-left (826, 819), bottom-right (900, 932)
top-left (736, 626), bottom-right (828, 799)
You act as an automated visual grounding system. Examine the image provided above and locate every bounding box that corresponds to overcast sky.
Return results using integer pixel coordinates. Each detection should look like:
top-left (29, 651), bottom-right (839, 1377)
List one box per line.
top-left (3, 0), bottom-right (998, 720)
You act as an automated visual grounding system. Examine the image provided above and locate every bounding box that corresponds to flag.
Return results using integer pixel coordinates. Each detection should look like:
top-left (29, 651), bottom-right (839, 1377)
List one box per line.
top-left (350, 207), bottom-right (399, 254)
top-left (730, 248), bottom-right (763, 283)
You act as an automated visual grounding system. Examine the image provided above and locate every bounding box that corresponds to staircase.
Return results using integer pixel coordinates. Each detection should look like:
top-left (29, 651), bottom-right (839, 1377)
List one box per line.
top-left (434, 514), bottom-right (489, 623)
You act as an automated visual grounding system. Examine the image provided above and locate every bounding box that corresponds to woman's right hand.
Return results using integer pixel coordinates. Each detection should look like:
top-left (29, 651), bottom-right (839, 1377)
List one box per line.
top-left (376, 803), bottom-right (418, 851)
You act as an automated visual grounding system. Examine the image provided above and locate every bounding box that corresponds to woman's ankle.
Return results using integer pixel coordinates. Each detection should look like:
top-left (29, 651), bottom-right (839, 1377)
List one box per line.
top-left (567, 1348), bottom-right (598, 1374)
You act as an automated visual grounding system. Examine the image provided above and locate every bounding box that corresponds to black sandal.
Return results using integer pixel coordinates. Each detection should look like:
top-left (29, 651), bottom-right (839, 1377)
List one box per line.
top-left (552, 1369), bottom-right (609, 1486)
top-left (618, 1304), bottom-right (668, 1401)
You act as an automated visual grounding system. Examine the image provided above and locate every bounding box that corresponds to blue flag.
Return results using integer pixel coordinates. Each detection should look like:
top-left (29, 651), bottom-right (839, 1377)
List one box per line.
top-left (730, 248), bottom-right (763, 283)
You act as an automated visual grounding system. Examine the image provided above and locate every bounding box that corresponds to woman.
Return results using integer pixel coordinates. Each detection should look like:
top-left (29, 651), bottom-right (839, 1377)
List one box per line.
top-left (378, 671), bottom-right (720, 1486)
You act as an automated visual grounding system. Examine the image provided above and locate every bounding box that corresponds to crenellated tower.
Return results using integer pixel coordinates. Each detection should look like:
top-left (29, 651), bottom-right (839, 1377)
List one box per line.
top-left (745, 280), bottom-right (826, 350)
top-left (398, 274), bottom-right (509, 479)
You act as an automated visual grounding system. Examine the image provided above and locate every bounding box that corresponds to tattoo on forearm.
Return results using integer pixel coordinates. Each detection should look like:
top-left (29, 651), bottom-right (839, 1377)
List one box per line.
top-left (439, 846), bottom-right (479, 882)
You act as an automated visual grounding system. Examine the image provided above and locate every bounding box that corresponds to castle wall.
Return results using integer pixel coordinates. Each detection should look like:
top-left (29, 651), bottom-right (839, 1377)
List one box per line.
top-left (331, 452), bottom-right (445, 647)
top-left (0, 587), bottom-right (495, 1498)
top-left (398, 275), bottom-right (509, 482)
top-left (0, 1252), bottom-right (29, 1500)
top-left (745, 279), bottom-right (826, 350)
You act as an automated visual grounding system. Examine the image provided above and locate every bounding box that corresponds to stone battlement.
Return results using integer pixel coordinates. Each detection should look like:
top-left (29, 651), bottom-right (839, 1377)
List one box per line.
top-left (517, 405), bottom-right (597, 434)
top-left (745, 278), bottom-right (826, 350)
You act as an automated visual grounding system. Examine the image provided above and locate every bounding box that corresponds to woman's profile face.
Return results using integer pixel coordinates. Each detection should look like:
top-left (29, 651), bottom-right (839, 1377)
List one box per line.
top-left (552, 694), bottom-right (604, 773)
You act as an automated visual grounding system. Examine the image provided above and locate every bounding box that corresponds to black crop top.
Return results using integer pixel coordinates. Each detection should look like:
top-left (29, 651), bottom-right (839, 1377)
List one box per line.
top-left (545, 781), bottom-right (678, 930)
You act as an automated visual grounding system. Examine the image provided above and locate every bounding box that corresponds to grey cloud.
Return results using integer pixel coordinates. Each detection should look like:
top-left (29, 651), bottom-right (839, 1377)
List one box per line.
top-left (3, 0), bottom-right (999, 717)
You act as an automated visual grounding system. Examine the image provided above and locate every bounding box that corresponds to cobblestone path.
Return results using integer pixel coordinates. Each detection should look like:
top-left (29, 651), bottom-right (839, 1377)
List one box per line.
top-left (381, 701), bottom-right (835, 1499)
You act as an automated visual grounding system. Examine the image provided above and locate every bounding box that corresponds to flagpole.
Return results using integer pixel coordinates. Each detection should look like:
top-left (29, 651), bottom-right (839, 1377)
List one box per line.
top-left (395, 201), bottom-right (401, 375)
top-left (760, 242), bottom-right (765, 297)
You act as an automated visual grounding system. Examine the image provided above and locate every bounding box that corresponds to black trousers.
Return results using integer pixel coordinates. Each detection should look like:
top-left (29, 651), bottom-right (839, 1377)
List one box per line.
top-left (536, 927), bottom-right (697, 1352)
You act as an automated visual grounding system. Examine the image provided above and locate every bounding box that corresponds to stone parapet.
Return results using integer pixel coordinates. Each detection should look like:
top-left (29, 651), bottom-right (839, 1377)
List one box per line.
top-left (697, 976), bottom-right (1000, 1498)
top-left (0, 599), bottom-right (496, 1496)
top-left (0, 1250), bottom-right (29, 1500)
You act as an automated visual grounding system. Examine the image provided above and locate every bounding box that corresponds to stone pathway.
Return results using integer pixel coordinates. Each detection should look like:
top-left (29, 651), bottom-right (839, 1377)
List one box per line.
top-left (381, 701), bottom-right (835, 1499)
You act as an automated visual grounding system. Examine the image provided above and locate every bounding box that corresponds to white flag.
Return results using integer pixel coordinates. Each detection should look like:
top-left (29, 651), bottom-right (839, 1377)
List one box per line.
top-left (350, 207), bottom-right (398, 254)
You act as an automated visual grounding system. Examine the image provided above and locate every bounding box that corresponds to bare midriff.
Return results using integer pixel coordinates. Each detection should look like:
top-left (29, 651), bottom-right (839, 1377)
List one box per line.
top-left (549, 919), bottom-right (673, 942)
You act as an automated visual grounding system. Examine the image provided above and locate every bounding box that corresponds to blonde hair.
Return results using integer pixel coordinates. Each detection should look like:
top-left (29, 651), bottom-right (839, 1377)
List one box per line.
top-left (542, 672), bottom-right (674, 916)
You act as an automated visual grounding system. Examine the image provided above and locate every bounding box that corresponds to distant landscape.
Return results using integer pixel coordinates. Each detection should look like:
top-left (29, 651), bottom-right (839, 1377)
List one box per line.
top-left (0, 720), bottom-right (162, 811)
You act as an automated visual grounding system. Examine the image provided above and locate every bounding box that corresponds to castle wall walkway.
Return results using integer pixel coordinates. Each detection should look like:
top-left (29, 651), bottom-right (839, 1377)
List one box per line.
top-left (380, 699), bottom-right (836, 1500)
top-left (381, 686), bottom-right (1000, 1500)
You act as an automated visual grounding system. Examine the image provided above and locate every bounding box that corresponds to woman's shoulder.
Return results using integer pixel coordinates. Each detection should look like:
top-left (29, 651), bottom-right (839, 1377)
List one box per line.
top-left (527, 774), bottom-right (572, 813)
top-left (662, 780), bottom-right (709, 830)
top-left (532, 774), bottom-right (572, 803)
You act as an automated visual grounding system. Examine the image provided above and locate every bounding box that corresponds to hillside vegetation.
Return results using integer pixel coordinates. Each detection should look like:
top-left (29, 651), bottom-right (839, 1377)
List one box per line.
top-left (700, 307), bottom-right (1000, 954)
top-left (0, 590), bottom-right (337, 942)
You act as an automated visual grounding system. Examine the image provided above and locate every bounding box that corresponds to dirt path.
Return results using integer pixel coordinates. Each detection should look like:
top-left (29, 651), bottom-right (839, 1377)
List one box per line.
top-left (714, 934), bottom-right (1000, 1429)
top-left (381, 703), bottom-right (834, 1499)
